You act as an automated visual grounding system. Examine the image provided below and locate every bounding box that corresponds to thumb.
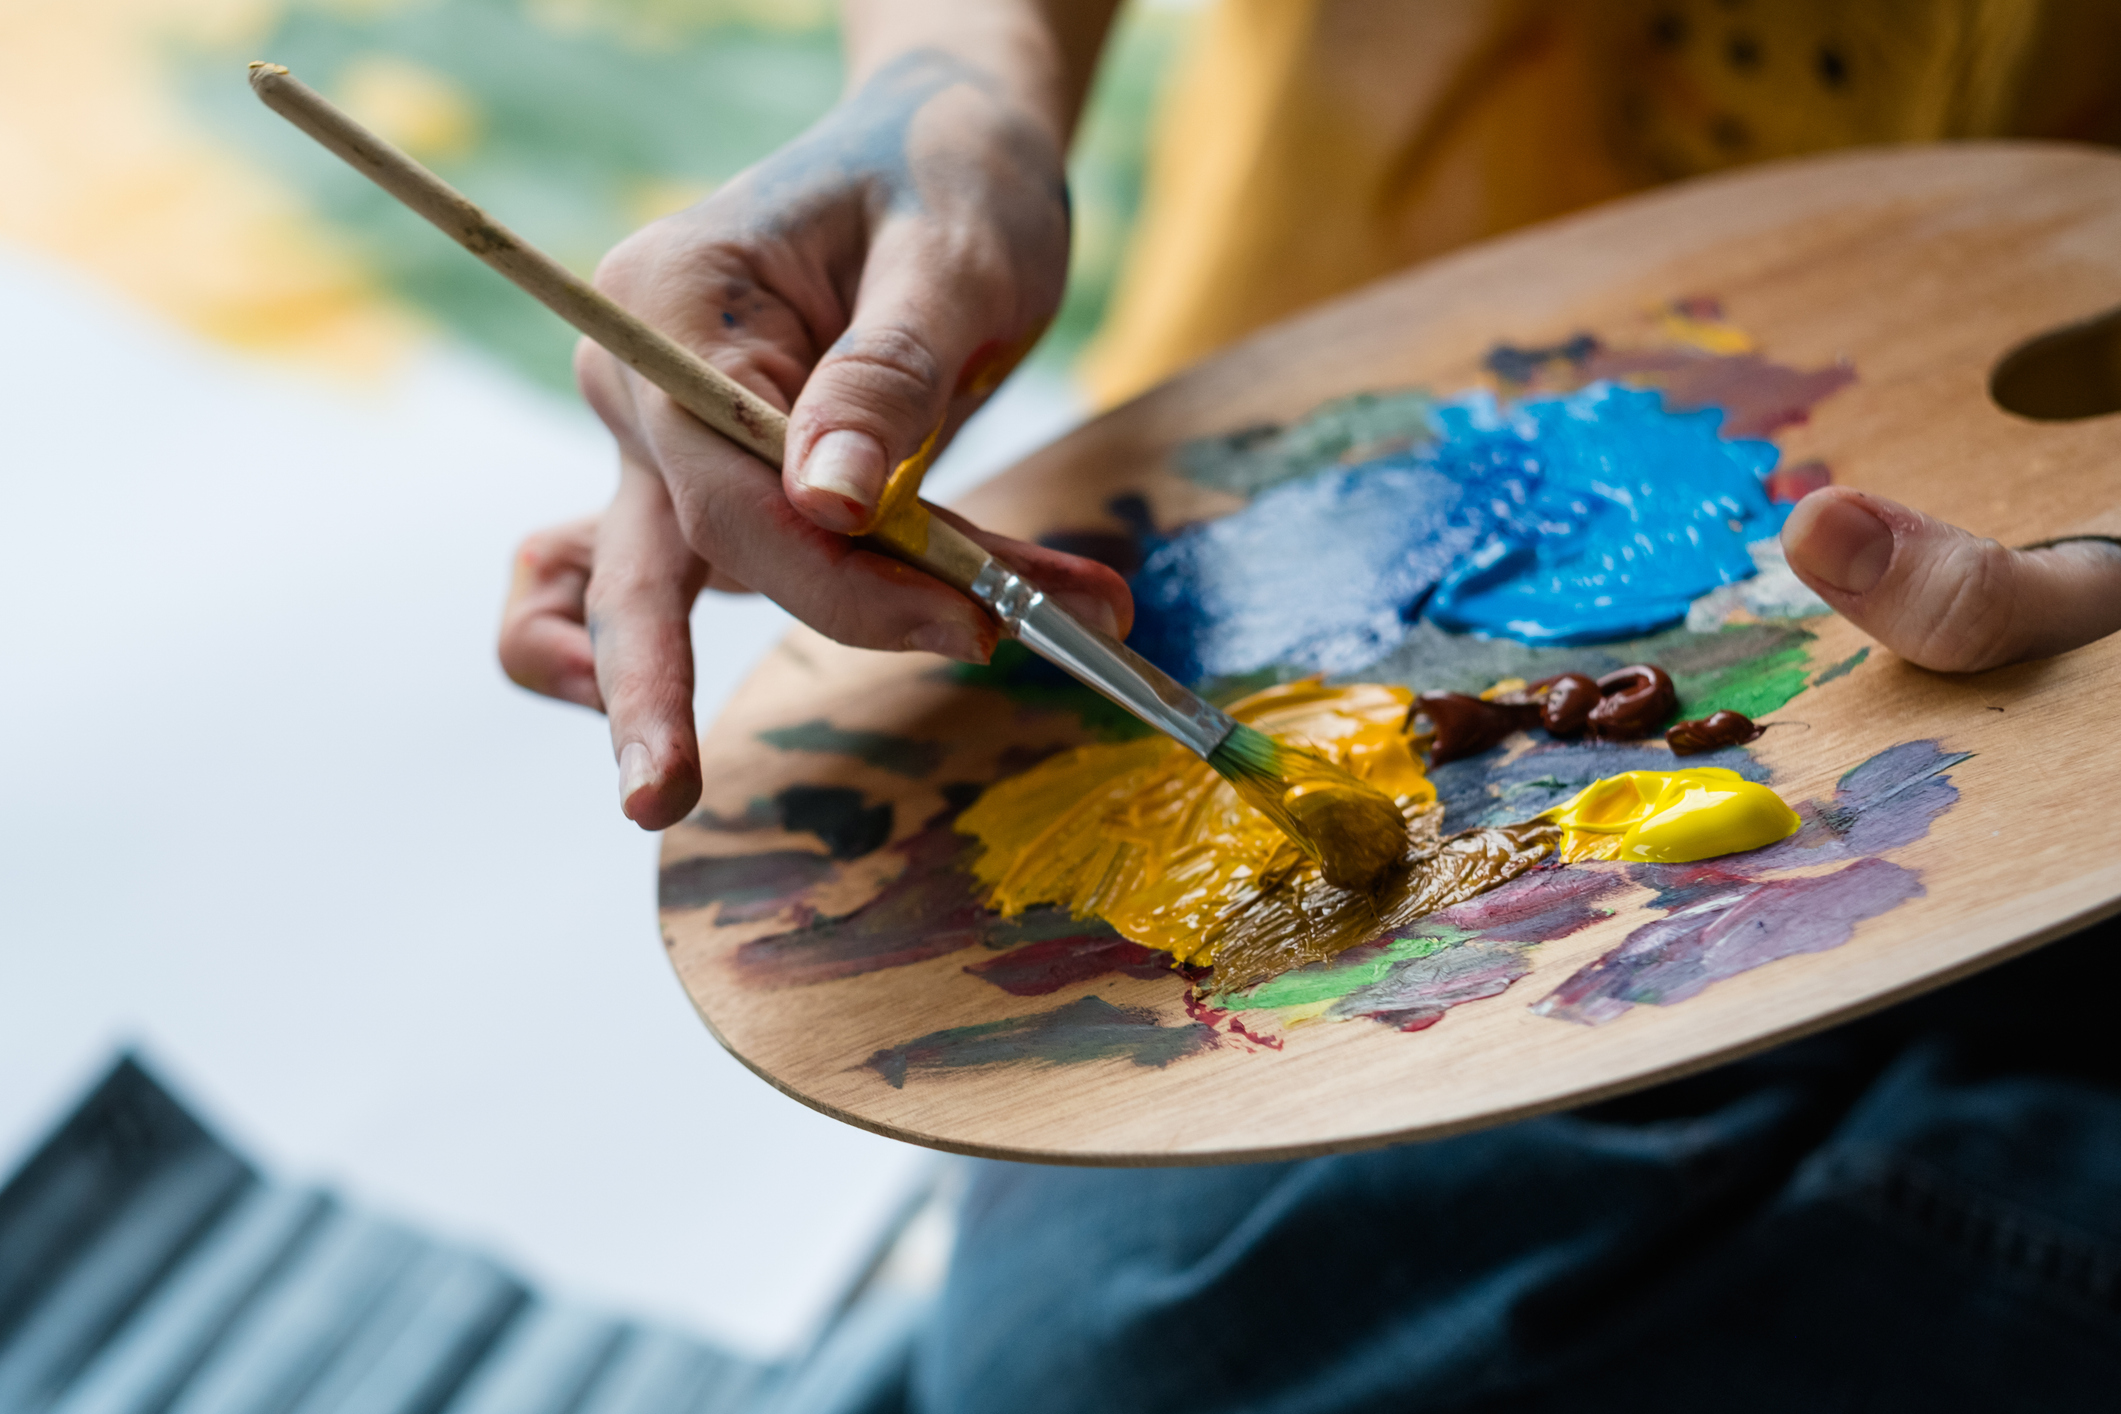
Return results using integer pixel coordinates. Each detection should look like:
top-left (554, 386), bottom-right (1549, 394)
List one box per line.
top-left (782, 241), bottom-right (1023, 534)
top-left (1782, 487), bottom-right (2121, 672)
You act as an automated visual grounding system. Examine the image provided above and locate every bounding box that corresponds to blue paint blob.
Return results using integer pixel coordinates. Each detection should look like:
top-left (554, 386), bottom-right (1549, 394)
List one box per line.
top-left (1125, 382), bottom-right (1791, 679)
top-left (1127, 462), bottom-right (1488, 681)
top-left (1424, 385), bottom-right (1785, 644)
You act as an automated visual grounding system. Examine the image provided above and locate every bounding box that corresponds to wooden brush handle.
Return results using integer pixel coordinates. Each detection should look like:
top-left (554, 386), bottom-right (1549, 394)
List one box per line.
top-left (247, 62), bottom-right (994, 595)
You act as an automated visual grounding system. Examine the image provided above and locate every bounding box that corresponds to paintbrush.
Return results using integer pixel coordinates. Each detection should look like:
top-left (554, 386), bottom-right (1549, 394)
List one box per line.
top-left (247, 62), bottom-right (1406, 889)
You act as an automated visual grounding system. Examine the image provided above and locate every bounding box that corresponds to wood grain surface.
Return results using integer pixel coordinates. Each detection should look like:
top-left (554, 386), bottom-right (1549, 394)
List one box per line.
top-left (657, 144), bottom-right (2121, 1165)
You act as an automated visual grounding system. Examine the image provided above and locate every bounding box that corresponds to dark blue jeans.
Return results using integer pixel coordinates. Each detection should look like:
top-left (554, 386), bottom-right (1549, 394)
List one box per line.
top-left (901, 913), bottom-right (2121, 1412)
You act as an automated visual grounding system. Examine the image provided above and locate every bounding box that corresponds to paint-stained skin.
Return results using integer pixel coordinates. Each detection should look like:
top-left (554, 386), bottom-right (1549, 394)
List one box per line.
top-left (863, 995), bottom-right (1219, 1089)
top-left (734, 49), bottom-right (1058, 230)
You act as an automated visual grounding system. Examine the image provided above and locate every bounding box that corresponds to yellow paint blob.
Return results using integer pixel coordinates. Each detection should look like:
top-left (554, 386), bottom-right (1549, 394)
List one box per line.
top-left (959, 687), bottom-right (1806, 991)
top-left (958, 682), bottom-right (1569, 992)
top-left (1543, 768), bottom-right (1801, 864)
top-left (960, 683), bottom-right (1426, 952)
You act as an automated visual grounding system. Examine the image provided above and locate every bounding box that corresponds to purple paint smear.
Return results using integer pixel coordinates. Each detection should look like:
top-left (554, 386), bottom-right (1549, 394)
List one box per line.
top-left (1429, 856), bottom-right (1634, 941)
top-left (1336, 943), bottom-right (1536, 1033)
top-left (1323, 866), bottom-right (1630, 1028)
top-left (1530, 739), bottom-right (1968, 1026)
top-left (1318, 739), bottom-right (1965, 1033)
top-left (716, 739), bottom-right (1962, 1079)
top-left (1530, 857), bottom-right (1923, 1025)
top-left (965, 936), bottom-right (1174, 996)
top-left (729, 805), bottom-right (1125, 989)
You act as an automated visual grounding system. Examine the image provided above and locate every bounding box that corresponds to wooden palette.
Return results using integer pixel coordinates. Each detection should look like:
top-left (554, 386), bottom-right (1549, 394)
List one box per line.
top-left (657, 145), bottom-right (2121, 1165)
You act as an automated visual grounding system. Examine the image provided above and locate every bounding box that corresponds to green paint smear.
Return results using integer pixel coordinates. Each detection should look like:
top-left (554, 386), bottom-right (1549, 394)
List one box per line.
top-left (757, 720), bottom-right (944, 778)
top-left (1216, 926), bottom-right (1474, 1011)
top-left (1362, 619), bottom-right (1819, 719)
top-left (1670, 644), bottom-right (1813, 719)
top-left (1176, 389), bottom-right (1439, 498)
top-left (952, 641), bottom-right (1156, 742)
top-left (1812, 646), bottom-right (1869, 687)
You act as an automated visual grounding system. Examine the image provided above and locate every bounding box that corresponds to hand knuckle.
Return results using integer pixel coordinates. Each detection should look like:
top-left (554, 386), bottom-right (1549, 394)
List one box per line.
top-left (1915, 539), bottom-right (2015, 671)
top-left (820, 325), bottom-right (943, 414)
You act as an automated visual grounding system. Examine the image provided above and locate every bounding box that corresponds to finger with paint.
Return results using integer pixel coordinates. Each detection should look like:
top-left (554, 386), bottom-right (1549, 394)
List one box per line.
top-left (498, 515), bottom-right (603, 713)
top-left (1782, 487), bottom-right (2121, 672)
top-left (572, 4), bottom-right (1130, 660)
top-left (495, 491), bottom-right (1134, 830)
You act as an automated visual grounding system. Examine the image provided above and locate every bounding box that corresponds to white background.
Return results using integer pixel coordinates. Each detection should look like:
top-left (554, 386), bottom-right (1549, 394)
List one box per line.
top-left (0, 244), bottom-right (1080, 1356)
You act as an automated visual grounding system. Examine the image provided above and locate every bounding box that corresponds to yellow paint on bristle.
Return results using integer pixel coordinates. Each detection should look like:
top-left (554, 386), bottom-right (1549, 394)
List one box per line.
top-left (1214, 731), bottom-right (1407, 890)
top-left (958, 681), bottom-right (1433, 969)
top-left (1544, 768), bottom-right (1800, 863)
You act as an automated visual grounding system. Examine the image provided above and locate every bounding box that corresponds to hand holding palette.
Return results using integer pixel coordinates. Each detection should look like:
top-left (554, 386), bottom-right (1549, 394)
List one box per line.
top-left (662, 147), bottom-right (2121, 1164)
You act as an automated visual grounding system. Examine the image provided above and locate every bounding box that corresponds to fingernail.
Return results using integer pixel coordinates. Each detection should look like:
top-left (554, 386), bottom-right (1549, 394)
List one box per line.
top-left (797, 430), bottom-right (887, 525)
top-left (1796, 495), bottom-right (1894, 594)
top-left (1057, 593), bottom-right (1122, 639)
top-left (617, 741), bottom-right (655, 817)
top-left (907, 619), bottom-right (989, 663)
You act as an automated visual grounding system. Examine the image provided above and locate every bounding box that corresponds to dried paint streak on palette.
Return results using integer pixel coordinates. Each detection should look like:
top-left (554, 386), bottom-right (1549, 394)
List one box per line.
top-left (669, 302), bottom-right (1957, 1087)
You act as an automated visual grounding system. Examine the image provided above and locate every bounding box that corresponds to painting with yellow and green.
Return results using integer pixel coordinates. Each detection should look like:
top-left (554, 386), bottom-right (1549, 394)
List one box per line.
top-left (2, 0), bottom-right (1185, 391)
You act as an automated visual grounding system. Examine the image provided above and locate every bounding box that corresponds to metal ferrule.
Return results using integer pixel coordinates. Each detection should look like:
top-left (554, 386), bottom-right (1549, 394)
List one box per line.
top-left (966, 558), bottom-right (1235, 759)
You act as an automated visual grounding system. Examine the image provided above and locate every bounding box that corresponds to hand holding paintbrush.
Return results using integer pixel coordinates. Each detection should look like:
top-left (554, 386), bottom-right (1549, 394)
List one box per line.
top-left (248, 62), bottom-right (1406, 888)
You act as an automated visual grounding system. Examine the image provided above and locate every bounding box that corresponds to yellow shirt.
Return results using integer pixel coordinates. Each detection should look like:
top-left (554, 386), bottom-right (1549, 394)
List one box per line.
top-left (1082, 0), bottom-right (2121, 406)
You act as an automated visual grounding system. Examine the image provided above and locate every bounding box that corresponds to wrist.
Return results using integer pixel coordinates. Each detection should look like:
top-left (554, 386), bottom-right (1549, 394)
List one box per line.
top-left (839, 0), bottom-right (1117, 148)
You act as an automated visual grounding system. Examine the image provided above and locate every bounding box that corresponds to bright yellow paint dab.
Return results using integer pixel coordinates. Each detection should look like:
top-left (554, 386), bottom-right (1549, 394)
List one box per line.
top-left (1543, 768), bottom-right (1800, 864)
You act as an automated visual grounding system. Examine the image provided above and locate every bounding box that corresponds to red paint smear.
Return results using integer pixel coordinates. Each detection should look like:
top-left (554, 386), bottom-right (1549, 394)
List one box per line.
top-left (1765, 458), bottom-right (1832, 503)
top-left (1584, 348), bottom-right (1856, 440)
top-left (1182, 988), bottom-right (1285, 1051)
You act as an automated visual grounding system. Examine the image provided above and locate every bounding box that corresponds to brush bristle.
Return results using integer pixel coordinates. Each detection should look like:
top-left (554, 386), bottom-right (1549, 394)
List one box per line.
top-left (1207, 724), bottom-right (1406, 890)
top-left (1205, 722), bottom-right (1282, 783)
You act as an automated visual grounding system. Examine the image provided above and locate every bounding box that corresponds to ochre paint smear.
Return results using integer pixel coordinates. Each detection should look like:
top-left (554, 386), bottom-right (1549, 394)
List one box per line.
top-left (957, 681), bottom-right (1557, 994)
